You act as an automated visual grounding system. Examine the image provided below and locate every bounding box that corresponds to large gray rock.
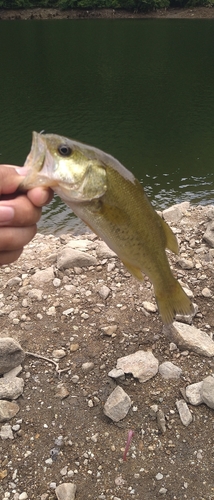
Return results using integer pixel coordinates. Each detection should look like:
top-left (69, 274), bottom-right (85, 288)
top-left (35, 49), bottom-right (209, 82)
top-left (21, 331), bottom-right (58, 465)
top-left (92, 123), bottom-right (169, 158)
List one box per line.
top-left (163, 322), bottom-right (214, 357)
top-left (55, 483), bottom-right (77, 500)
top-left (30, 266), bottom-right (54, 286)
top-left (57, 247), bottom-right (97, 269)
top-left (201, 376), bottom-right (214, 409)
top-left (203, 221), bottom-right (214, 248)
top-left (0, 377), bottom-right (24, 400)
top-left (116, 350), bottom-right (159, 383)
top-left (103, 386), bottom-right (131, 422)
top-left (0, 337), bottom-right (25, 375)
top-left (185, 381), bottom-right (203, 406)
top-left (159, 361), bottom-right (182, 380)
top-left (66, 239), bottom-right (96, 251)
top-left (0, 400), bottom-right (20, 422)
top-left (96, 241), bottom-right (116, 259)
top-left (163, 202), bottom-right (190, 224)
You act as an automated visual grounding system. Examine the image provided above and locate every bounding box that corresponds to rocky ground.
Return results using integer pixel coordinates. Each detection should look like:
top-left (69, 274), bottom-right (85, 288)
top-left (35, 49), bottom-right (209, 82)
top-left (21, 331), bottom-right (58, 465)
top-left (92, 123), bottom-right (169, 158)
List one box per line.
top-left (0, 6), bottom-right (214, 20)
top-left (0, 202), bottom-right (214, 500)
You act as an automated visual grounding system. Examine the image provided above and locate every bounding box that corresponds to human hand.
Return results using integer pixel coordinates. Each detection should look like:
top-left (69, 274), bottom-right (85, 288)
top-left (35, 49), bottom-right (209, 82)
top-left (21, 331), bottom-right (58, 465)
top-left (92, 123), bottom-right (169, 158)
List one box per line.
top-left (0, 165), bottom-right (53, 265)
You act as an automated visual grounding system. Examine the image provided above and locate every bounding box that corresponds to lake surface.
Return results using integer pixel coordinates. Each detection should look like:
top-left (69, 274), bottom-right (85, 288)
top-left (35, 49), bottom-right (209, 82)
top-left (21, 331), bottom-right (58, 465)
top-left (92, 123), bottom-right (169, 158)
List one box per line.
top-left (0, 19), bottom-right (213, 234)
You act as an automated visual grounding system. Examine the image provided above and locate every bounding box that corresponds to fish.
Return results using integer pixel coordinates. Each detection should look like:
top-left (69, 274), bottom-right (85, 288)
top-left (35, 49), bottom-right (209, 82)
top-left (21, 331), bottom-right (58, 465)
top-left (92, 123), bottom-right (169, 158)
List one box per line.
top-left (20, 131), bottom-right (194, 325)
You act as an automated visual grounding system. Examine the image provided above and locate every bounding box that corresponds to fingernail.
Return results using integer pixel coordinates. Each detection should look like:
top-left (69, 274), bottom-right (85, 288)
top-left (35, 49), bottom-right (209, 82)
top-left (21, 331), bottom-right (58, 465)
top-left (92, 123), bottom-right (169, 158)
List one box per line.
top-left (0, 206), bottom-right (15, 223)
top-left (15, 167), bottom-right (29, 175)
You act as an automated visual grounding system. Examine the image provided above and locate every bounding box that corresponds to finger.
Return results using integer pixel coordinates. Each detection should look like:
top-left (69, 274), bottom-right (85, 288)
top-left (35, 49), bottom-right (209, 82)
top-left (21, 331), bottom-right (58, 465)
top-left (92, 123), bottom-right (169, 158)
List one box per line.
top-left (0, 225), bottom-right (37, 252)
top-left (0, 165), bottom-right (23, 195)
top-left (0, 195), bottom-right (42, 227)
top-left (0, 248), bottom-right (23, 266)
top-left (0, 165), bottom-right (53, 207)
top-left (27, 187), bottom-right (53, 207)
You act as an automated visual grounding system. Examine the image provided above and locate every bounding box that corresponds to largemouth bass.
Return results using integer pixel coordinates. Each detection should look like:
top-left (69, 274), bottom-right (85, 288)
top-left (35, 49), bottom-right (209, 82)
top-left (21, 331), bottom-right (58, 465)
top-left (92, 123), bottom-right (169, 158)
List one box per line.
top-left (20, 131), bottom-right (194, 325)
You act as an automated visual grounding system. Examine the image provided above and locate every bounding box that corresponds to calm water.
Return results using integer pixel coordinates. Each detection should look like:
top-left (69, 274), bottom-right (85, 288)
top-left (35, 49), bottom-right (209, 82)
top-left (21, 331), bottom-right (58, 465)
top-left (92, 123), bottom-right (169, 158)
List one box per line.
top-left (0, 19), bottom-right (213, 234)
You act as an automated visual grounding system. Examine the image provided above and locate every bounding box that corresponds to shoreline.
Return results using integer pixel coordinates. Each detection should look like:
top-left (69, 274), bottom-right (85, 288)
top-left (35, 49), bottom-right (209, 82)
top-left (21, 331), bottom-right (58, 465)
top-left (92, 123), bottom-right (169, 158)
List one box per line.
top-left (0, 200), bottom-right (214, 498)
top-left (1, 6), bottom-right (214, 20)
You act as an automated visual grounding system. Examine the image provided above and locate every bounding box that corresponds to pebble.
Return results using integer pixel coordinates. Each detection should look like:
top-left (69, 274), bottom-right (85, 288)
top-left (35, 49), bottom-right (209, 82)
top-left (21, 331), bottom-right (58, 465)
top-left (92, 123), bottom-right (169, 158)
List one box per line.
top-left (164, 322), bottom-right (214, 357)
top-left (52, 349), bottom-right (66, 359)
top-left (82, 362), bottom-right (94, 373)
top-left (159, 361), bottom-right (182, 380)
top-left (142, 301), bottom-right (158, 313)
top-left (159, 487), bottom-right (167, 494)
top-left (53, 278), bottom-right (61, 287)
top-left (98, 285), bottom-right (111, 299)
top-left (50, 482), bottom-right (57, 489)
top-left (108, 368), bottom-right (125, 380)
top-left (103, 386), bottom-right (131, 422)
top-left (201, 287), bottom-right (212, 298)
top-left (176, 399), bottom-right (192, 426)
top-left (101, 325), bottom-right (118, 336)
top-left (116, 350), bottom-right (159, 383)
top-left (201, 375), bottom-right (214, 409)
top-left (47, 306), bottom-right (56, 316)
top-left (28, 288), bottom-right (43, 301)
top-left (55, 482), bottom-right (77, 500)
top-left (0, 337), bottom-right (25, 375)
top-left (18, 493), bottom-right (28, 500)
top-left (185, 381), bottom-right (203, 406)
top-left (55, 385), bottom-right (69, 399)
top-left (30, 266), bottom-right (54, 285)
top-left (178, 258), bottom-right (194, 269)
top-left (70, 343), bottom-right (79, 352)
top-left (156, 409), bottom-right (167, 433)
top-left (0, 401), bottom-right (20, 422)
top-left (60, 465), bottom-right (68, 476)
top-left (156, 473), bottom-right (164, 480)
top-left (0, 376), bottom-right (24, 400)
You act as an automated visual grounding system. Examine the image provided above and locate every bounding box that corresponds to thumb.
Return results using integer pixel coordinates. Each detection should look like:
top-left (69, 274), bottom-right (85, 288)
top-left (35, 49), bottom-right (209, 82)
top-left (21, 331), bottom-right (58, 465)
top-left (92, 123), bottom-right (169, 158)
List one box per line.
top-left (0, 165), bottom-right (27, 196)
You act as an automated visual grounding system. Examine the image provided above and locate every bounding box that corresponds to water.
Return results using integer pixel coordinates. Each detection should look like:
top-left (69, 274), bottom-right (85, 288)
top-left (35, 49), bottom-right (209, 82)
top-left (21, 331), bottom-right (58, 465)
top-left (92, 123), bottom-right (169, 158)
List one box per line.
top-left (0, 19), bottom-right (213, 234)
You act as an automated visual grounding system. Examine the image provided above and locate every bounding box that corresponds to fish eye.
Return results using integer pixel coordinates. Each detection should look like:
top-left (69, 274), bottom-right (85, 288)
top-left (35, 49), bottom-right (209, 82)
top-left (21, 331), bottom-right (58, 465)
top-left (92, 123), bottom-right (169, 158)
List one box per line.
top-left (58, 144), bottom-right (72, 157)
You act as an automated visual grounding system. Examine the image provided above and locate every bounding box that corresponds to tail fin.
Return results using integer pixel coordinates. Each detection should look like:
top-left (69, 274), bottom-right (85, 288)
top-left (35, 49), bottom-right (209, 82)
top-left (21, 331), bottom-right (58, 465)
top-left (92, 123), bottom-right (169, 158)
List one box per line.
top-left (155, 279), bottom-right (194, 325)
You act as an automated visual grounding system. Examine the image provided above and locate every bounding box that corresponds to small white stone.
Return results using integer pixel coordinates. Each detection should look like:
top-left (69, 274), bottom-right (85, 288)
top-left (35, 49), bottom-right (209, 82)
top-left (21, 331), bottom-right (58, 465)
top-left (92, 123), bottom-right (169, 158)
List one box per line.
top-left (202, 287), bottom-right (212, 298)
top-left (142, 301), bottom-right (158, 313)
top-left (156, 473), bottom-right (163, 480)
top-left (63, 308), bottom-right (74, 316)
top-left (53, 278), bottom-right (61, 287)
top-left (46, 306), bottom-right (56, 316)
top-left (18, 493), bottom-right (28, 500)
top-left (52, 349), bottom-right (66, 360)
top-left (50, 482), bottom-right (57, 489)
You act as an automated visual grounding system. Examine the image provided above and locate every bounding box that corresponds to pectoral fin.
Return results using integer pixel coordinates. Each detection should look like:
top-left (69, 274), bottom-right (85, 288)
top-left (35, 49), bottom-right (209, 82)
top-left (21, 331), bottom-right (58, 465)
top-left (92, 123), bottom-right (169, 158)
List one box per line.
top-left (159, 217), bottom-right (179, 255)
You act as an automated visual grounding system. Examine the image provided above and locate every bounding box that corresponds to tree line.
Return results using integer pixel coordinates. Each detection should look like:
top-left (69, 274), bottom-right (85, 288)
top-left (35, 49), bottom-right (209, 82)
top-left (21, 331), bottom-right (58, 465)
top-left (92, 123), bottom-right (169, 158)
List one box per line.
top-left (0, 0), bottom-right (213, 12)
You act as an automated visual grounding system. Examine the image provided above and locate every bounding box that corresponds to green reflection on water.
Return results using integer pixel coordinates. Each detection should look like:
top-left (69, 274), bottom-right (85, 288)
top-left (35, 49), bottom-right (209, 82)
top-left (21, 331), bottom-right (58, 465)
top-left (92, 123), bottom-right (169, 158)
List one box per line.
top-left (0, 19), bottom-right (213, 233)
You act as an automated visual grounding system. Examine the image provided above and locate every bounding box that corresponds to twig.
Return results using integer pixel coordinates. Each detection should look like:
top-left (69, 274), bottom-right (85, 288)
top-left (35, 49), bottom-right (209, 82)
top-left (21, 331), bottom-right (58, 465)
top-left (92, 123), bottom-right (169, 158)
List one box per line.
top-left (25, 351), bottom-right (70, 377)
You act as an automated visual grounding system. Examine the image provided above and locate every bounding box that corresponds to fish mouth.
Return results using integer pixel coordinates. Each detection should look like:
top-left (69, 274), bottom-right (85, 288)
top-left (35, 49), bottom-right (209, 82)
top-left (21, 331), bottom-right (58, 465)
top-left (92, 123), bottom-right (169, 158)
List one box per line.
top-left (20, 132), bottom-right (62, 190)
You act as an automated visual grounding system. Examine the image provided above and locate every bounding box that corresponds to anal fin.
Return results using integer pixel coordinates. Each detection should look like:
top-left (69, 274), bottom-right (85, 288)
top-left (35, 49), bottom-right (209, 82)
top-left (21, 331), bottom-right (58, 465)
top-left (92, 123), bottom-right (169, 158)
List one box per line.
top-left (122, 260), bottom-right (144, 281)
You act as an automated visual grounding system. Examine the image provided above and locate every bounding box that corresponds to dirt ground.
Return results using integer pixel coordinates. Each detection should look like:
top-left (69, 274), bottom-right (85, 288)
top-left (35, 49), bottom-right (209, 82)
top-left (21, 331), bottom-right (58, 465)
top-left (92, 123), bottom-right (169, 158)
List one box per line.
top-left (0, 6), bottom-right (214, 20)
top-left (0, 203), bottom-right (214, 499)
